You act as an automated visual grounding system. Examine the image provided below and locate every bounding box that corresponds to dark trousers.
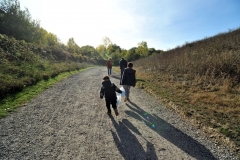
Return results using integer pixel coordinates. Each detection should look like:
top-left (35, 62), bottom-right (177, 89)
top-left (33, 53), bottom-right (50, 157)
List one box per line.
top-left (120, 68), bottom-right (124, 79)
top-left (105, 100), bottom-right (117, 113)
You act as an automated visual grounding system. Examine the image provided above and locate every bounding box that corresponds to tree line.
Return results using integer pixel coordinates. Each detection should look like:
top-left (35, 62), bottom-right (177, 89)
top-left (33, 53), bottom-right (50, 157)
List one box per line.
top-left (0, 0), bottom-right (162, 64)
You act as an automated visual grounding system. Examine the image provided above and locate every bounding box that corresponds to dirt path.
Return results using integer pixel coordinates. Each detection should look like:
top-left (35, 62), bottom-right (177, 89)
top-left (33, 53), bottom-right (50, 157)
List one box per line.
top-left (0, 67), bottom-right (238, 160)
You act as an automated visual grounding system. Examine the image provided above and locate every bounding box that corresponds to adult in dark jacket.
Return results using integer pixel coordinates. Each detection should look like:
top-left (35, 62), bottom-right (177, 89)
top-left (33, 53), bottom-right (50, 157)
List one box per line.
top-left (119, 58), bottom-right (127, 79)
top-left (121, 62), bottom-right (136, 102)
top-left (100, 76), bottom-right (122, 116)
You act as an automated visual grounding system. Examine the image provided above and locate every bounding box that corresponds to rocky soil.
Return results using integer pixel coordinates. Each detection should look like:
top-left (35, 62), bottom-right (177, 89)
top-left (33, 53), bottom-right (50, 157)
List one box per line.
top-left (0, 67), bottom-right (238, 160)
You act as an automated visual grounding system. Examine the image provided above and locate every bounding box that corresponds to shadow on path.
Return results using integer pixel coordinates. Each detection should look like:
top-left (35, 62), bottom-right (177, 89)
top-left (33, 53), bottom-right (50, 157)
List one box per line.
top-left (125, 101), bottom-right (217, 160)
top-left (110, 74), bottom-right (121, 80)
top-left (110, 116), bottom-right (158, 160)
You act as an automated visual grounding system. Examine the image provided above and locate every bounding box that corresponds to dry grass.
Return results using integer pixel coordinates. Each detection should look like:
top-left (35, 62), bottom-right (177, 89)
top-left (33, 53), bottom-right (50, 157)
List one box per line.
top-left (133, 28), bottom-right (240, 152)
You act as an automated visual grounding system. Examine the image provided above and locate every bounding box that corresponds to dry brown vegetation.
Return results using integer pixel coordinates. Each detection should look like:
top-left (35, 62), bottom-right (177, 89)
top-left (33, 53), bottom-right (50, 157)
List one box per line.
top-left (133, 28), bottom-right (240, 152)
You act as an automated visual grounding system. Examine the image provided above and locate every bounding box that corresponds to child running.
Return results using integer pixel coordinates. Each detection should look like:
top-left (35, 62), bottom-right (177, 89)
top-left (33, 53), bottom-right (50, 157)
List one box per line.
top-left (100, 76), bottom-right (122, 116)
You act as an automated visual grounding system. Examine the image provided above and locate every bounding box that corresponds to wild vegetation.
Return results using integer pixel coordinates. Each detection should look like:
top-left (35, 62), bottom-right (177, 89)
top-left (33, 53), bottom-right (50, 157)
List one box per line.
top-left (134, 28), bottom-right (240, 152)
top-left (0, 0), bottom-right (160, 116)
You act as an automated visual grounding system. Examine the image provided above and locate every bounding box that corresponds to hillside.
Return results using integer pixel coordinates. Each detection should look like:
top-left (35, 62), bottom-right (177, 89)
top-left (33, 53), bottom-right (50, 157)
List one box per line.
top-left (133, 28), bottom-right (240, 154)
top-left (0, 34), bottom-right (101, 100)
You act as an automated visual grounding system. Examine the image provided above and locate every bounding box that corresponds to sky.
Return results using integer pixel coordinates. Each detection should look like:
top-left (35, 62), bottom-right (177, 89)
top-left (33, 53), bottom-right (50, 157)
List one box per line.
top-left (19, 0), bottom-right (240, 51)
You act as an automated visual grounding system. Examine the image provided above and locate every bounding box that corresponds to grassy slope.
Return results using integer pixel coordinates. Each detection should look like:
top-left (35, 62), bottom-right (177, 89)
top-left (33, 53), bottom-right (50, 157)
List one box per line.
top-left (0, 34), bottom-right (96, 117)
top-left (0, 69), bottom-right (90, 118)
top-left (130, 28), bottom-right (240, 154)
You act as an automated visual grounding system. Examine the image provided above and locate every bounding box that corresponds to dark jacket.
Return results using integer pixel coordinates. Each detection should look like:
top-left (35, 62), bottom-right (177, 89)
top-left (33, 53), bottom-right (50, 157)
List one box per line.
top-left (119, 59), bottom-right (127, 69)
top-left (121, 68), bottom-right (136, 86)
top-left (100, 80), bottom-right (122, 101)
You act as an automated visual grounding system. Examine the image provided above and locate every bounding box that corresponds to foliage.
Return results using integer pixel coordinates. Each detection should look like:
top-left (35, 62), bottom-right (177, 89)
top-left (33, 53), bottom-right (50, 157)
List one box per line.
top-left (0, 0), bottom-right (61, 46)
top-left (80, 45), bottom-right (101, 58)
top-left (0, 33), bottom-right (96, 99)
top-left (136, 41), bottom-right (148, 57)
top-left (97, 37), bottom-right (162, 65)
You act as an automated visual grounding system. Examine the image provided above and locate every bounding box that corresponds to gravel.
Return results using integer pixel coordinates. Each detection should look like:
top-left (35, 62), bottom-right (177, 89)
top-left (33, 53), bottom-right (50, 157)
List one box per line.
top-left (0, 67), bottom-right (238, 160)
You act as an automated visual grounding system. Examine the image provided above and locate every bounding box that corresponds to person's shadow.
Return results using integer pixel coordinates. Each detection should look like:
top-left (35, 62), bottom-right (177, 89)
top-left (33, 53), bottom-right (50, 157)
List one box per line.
top-left (110, 116), bottom-right (158, 160)
top-left (125, 101), bottom-right (217, 160)
top-left (111, 74), bottom-right (121, 80)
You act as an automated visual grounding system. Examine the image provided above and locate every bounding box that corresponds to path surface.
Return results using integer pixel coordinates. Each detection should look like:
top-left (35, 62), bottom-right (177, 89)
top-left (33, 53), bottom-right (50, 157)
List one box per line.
top-left (0, 67), bottom-right (238, 160)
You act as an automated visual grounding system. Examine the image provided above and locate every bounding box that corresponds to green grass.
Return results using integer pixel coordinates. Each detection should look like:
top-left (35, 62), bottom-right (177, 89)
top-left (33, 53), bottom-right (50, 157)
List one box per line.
top-left (0, 68), bottom-right (90, 118)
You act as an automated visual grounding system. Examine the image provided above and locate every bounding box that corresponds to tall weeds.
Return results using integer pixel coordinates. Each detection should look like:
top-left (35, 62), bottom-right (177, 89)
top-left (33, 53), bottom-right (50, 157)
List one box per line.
top-left (134, 28), bottom-right (240, 149)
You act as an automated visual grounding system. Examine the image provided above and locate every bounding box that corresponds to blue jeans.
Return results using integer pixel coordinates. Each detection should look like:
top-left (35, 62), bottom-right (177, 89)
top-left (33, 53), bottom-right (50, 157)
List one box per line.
top-left (123, 85), bottom-right (131, 98)
top-left (107, 68), bottom-right (112, 75)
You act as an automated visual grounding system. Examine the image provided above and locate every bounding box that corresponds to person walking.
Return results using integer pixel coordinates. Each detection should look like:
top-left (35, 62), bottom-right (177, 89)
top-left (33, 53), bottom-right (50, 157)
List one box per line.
top-left (105, 58), bottom-right (112, 76)
top-left (121, 62), bottom-right (136, 102)
top-left (119, 57), bottom-right (127, 79)
top-left (100, 76), bottom-right (122, 116)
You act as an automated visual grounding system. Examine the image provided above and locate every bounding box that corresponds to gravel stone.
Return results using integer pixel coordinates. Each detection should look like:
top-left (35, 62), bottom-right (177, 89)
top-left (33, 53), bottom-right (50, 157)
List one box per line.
top-left (0, 67), bottom-right (238, 160)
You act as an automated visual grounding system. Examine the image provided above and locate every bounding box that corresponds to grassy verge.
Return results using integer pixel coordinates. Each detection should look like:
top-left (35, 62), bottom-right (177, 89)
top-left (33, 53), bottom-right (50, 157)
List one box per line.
top-left (0, 68), bottom-right (90, 118)
top-left (113, 66), bottom-right (239, 156)
top-left (135, 70), bottom-right (240, 154)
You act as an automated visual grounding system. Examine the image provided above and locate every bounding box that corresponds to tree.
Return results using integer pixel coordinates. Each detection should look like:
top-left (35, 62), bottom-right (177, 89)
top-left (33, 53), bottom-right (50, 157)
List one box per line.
top-left (126, 47), bottom-right (139, 61)
top-left (0, 0), bottom-right (34, 42)
top-left (67, 37), bottom-right (80, 53)
top-left (79, 45), bottom-right (100, 58)
top-left (136, 41), bottom-right (148, 57)
top-left (96, 44), bottom-right (107, 59)
top-left (46, 33), bottom-right (59, 46)
top-left (107, 44), bottom-right (121, 55)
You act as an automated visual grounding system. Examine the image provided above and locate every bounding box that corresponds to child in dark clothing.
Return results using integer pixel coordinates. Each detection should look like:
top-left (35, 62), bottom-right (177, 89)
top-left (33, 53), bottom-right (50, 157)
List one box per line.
top-left (100, 76), bottom-right (122, 116)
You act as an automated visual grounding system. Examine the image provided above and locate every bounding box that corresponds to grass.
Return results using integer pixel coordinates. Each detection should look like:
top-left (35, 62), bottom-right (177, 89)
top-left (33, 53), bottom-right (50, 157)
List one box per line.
top-left (132, 70), bottom-right (240, 157)
top-left (0, 68), bottom-right (90, 118)
top-left (130, 28), bottom-right (240, 154)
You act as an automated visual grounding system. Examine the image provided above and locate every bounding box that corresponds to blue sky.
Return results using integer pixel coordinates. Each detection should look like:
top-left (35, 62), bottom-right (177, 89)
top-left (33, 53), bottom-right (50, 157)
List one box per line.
top-left (19, 0), bottom-right (240, 51)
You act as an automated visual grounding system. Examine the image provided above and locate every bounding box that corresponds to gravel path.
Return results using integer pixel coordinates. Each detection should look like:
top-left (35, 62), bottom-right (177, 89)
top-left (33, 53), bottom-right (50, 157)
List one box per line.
top-left (0, 67), bottom-right (238, 160)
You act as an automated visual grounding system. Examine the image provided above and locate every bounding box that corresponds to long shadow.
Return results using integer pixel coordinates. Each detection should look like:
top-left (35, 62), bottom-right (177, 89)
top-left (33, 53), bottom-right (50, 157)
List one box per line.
top-left (110, 74), bottom-right (121, 80)
top-left (110, 116), bottom-right (158, 160)
top-left (125, 101), bottom-right (217, 160)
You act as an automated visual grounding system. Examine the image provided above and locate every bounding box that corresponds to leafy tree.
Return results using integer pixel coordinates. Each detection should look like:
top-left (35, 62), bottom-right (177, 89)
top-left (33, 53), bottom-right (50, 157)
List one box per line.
top-left (96, 44), bottom-right (107, 59)
top-left (136, 41), bottom-right (148, 57)
top-left (79, 45), bottom-right (100, 58)
top-left (0, 0), bottom-right (32, 42)
top-left (107, 44), bottom-right (121, 55)
top-left (0, 0), bottom-right (61, 46)
top-left (126, 47), bottom-right (139, 61)
top-left (46, 32), bottom-right (59, 46)
top-left (148, 48), bottom-right (162, 55)
top-left (67, 37), bottom-right (80, 53)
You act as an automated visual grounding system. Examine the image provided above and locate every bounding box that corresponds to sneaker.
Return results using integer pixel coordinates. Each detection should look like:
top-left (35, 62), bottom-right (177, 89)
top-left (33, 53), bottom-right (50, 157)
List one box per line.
top-left (114, 109), bottom-right (119, 116)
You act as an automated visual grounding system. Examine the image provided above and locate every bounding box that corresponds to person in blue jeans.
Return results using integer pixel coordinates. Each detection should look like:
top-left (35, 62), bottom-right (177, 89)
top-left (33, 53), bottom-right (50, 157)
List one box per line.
top-left (105, 58), bottom-right (112, 76)
top-left (121, 62), bottom-right (136, 102)
top-left (100, 76), bottom-right (122, 116)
